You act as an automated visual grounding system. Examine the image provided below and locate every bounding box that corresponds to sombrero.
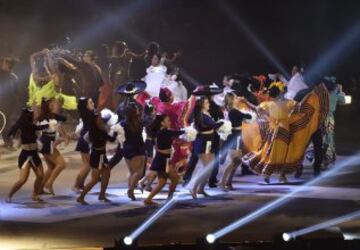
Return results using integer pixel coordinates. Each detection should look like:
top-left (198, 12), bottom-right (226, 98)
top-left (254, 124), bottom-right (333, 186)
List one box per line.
top-left (116, 80), bottom-right (147, 95)
top-left (192, 84), bottom-right (223, 96)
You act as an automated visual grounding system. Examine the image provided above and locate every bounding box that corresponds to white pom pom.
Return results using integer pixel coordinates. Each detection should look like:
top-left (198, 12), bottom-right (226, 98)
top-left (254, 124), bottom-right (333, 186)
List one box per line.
top-left (110, 123), bottom-right (125, 145)
top-left (101, 109), bottom-right (118, 126)
top-left (75, 119), bottom-right (83, 137)
top-left (180, 126), bottom-right (198, 142)
top-left (217, 120), bottom-right (232, 140)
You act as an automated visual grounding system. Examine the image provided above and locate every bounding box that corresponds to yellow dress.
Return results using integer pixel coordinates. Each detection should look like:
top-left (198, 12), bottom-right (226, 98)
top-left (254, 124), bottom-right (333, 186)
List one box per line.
top-left (242, 84), bottom-right (329, 176)
top-left (27, 74), bottom-right (77, 110)
top-left (252, 98), bottom-right (296, 176)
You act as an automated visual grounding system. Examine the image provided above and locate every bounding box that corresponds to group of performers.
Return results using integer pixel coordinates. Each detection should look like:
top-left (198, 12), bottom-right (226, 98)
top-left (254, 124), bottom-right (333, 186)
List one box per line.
top-left (2, 41), bottom-right (347, 205)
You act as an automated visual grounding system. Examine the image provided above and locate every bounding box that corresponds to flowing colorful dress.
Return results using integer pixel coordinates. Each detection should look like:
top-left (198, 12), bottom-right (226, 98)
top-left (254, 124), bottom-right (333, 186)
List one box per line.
top-left (242, 84), bottom-right (329, 177)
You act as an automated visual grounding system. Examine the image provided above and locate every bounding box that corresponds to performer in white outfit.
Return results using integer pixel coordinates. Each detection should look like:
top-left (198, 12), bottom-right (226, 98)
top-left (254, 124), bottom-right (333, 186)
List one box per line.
top-left (272, 65), bottom-right (308, 100)
top-left (144, 53), bottom-right (167, 97)
top-left (163, 68), bottom-right (188, 102)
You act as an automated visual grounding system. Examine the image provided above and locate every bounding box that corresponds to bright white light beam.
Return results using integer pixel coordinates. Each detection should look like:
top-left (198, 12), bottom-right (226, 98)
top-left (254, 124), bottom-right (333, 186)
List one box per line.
top-left (283, 209), bottom-right (360, 240)
top-left (211, 153), bottom-right (360, 240)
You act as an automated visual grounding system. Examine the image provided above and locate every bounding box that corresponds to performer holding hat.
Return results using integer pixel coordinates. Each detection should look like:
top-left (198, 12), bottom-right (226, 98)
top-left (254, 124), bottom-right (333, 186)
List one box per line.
top-left (186, 85), bottom-right (224, 198)
top-left (115, 81), bottom-right (148, 201)
top-left (183, 85), bottom-right (224, 189)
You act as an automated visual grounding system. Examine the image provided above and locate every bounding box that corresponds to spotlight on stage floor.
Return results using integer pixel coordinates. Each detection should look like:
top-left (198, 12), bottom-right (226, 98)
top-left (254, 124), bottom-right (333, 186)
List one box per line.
top-left (196, 235), bottom-right (219, 250)
top-left (206, 153), bottom-right (360, 243)
top-left (120, 135), bottom-right (268, 245)
top-left (114, 235), bottom-right (138, 249)
top-left (282, 232), bottom-right (292, 242)
top-left (283, 210), bottom-right (360, 241)
top-left (206, 234), bottom-right (216, 244)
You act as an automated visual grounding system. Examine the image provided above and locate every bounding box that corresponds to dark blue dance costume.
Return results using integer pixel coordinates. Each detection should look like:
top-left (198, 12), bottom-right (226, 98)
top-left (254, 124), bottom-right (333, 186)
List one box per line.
top-left (224, 109), bottom-right (252, 150)
top-left (39, 114), bottom-right (67, 155)
top-left (121, 121), bottom-right (146, 159)
top-left (75, 123), bottom-right (90, 154)
top-left (8, 120), bottom-right (49, 168)
top-left (193, 113), bottom-right (223, 155)
top-left (150, 129), bottom-right (184, 174)
top-left (88, 124), bottom-right (117, 169)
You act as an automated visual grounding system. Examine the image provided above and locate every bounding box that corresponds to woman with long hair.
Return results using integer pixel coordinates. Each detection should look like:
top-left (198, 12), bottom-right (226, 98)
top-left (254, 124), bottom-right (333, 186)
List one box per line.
top-left (38, 98), bottom-right (68, 195)
top-left (144, 114), bottom-right (184, 205)
top-left (76, 112), bottom-right (116, 205)
top-left (72, 97), bottom-right (96, 192)
top-left (191, 96), bottom-right (223, 199)
top-left (219, 93), bottom-right (251, 190)
top-left (6, 109), bottom-right (49, 202)
top-left (122, 103), bottom-right (146, 200)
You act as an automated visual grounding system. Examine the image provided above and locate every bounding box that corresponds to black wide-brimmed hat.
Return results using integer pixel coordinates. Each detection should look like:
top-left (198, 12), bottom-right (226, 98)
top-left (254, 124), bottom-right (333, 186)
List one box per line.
top-left (116, 80), bottom-right (147, 95)
top-left (192, 84), bottom-right (223, 96)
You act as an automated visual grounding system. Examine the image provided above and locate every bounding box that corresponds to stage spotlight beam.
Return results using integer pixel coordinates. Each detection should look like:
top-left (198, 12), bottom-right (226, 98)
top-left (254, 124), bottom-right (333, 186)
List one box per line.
top-left (285, 210), bottom-right (360, 239)
top-left (124, 135), bottom-right (241, 243)
top-left (210, 153), bottom-right (360, 241)
top-left (216, 1), bottom-right (290, 79)
top-left (305, 21), bottom-right (360, 83)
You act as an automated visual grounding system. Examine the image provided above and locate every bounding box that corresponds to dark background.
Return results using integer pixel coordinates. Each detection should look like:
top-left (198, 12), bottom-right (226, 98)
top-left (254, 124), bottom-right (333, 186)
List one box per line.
top-left (0, 0), bottom-right (359, 91)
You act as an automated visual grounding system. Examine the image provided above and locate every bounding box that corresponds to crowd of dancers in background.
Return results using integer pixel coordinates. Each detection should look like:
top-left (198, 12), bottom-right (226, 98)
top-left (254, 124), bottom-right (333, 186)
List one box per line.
top-left (0, 41), bottom-right (348, 205)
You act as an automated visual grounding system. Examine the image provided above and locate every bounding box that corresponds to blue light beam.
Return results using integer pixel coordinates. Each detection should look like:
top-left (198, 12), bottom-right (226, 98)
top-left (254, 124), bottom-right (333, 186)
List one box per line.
top-left (216, 1), bottom-right (290, 79)
top-left (211, 153), bottom-right (360, 240)
top-left (305, 21), bottom-right (360, 83)
top-left (284, 209), bottom-right (360, 240)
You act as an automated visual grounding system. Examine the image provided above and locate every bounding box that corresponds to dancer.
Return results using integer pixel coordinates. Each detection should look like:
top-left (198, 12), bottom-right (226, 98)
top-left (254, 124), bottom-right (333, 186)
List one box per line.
top-left (183, 85), bottom-right (224, 188)
top-left (250, 83), bottom-right (296, 183)
top-left (322, 77), bottom-right (346, 167)
top-left (116, 82), bottom-right (147, 200)
top-left (72, 97), bottom-right (96, 193)
top-left (164, 68), bottom-right (188, 102)
top-left (190, 94), bottom-right (223, 199)
top-left (108, 81), bottom-right (147, 174)
top-left (38, 98), bottom-right (68, 195)
top-left (219, 93), bottom-right (252, 190)
top-left (122, 103), bottom-right (146, 200)
top-left (6, 109), bottom-right (50, 202)
top-left (77, 111), bottom-right (117, 205)
top-left (144, 53), bottom-right (167, 97)
top-left (138, 87), bottom-right (194, 192)
top-left (144, 115), bottom-right (184, 205)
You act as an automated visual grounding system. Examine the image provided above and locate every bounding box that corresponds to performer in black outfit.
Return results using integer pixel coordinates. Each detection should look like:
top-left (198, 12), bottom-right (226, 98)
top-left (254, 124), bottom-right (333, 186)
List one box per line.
top-left (73, 97), bottom-right (96, 192)
top-left (6, 109), bottom-right (49, 202)
top-left (38, 98), bottom-right (68, 195)
top-left (77, 112), bottom-right (116, 205)
top-left (190, 95), bottom-right (223, 199)
top-left (183, 85), bottom-right (224, 188)
top-left (121, 103), bottom-right (146, 201)
top-left (108, 82), bottom-right (148, 200)
top-left (220, 92), bottom-right (252, 190)
top-left (144, 115), bottom-right (184, 205)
